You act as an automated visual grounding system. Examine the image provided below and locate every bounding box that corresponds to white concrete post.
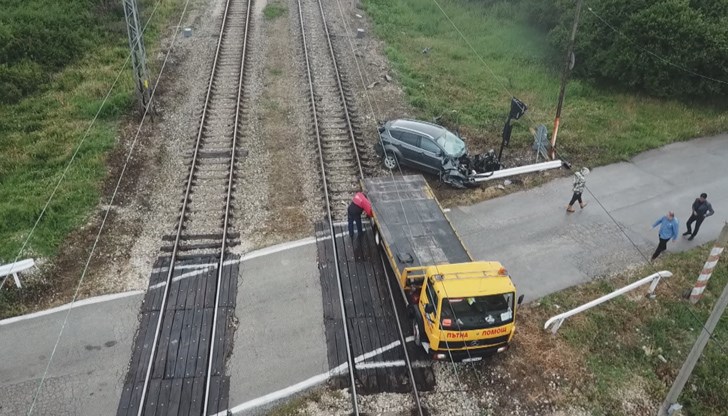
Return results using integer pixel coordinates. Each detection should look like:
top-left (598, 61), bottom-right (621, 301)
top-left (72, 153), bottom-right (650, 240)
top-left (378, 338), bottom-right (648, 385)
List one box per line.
top-left (689, 222), bottom-right (728, 304)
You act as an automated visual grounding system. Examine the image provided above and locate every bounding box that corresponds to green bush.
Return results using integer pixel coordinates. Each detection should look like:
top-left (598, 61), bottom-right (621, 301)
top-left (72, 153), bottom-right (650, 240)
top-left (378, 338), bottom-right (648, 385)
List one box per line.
top-left (522, 0), bottom-right (728, 98)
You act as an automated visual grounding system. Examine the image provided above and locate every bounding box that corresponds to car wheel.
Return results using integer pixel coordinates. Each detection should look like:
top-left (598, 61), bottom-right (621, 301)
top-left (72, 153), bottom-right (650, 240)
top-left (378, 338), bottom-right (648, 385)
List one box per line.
top-left (383, 153), bottom-right (398, 170)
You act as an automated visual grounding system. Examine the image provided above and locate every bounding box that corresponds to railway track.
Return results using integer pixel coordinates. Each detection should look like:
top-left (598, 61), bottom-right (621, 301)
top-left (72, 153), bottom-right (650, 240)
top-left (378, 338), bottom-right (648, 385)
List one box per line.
top-left (119, 0), bottom-right (252, 414)
top-left (298, 0), bottom-right (424, 414)
top-left (296, 0), bottom-right (370, 220)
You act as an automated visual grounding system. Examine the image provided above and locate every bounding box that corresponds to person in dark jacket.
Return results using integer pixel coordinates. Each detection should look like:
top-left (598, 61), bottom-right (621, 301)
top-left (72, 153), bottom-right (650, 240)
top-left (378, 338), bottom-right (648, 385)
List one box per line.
top-left (683, 193), bottom-right (715, 240)
top-left (348, 192), bottom-right (372, 237)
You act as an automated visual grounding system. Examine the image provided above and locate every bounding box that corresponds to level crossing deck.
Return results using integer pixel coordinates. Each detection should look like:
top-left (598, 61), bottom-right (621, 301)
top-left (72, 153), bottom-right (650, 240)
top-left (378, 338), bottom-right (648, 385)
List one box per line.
top-left (315, 222), bottom-right (434, 393)
top-left (117, 255), bottom-right (238, 416)
top-left (363, 175), bottom-right (472, 274)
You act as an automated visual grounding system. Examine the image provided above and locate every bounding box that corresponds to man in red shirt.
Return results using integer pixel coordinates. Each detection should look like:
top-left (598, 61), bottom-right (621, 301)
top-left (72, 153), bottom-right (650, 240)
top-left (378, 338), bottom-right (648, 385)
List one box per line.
top-left (348, 192), bottom-right (372, 237)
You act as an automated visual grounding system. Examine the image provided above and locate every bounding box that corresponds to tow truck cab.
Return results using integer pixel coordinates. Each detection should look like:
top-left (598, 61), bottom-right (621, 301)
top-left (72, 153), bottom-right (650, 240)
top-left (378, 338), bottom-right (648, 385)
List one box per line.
top-left (407, 262), bottom-right (523, 361)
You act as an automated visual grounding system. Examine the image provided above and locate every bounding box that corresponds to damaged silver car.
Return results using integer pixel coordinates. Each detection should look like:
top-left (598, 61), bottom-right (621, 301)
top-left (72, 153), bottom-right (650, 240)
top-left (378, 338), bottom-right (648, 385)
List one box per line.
top-left (375, 119), bottom-right (500, 188)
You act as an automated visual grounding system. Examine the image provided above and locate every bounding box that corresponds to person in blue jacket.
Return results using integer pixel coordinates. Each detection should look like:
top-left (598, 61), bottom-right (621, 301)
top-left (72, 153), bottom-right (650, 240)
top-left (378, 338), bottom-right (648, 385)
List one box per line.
top-left (651, 211), bottom-right (679, 261)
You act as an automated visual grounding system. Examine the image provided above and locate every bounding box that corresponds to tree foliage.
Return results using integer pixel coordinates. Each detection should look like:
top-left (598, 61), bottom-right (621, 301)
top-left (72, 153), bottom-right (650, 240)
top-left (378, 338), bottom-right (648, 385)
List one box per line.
top-left (523, 0), bottom-right (728, 98)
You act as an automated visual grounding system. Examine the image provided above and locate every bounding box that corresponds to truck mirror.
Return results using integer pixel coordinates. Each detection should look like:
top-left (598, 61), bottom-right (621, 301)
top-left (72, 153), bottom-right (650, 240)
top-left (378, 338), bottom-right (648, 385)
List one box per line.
top-left (424, 304), bottom-right (435, 314)
top-left (517, 294), bottom-right (524, 305)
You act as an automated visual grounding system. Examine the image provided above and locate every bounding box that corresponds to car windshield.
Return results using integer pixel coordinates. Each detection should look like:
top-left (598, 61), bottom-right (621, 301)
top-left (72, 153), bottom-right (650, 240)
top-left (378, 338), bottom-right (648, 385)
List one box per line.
top-left (435, 131), bottom-right (465, 157)
top-left (439, 293), bottom-right (514, 330)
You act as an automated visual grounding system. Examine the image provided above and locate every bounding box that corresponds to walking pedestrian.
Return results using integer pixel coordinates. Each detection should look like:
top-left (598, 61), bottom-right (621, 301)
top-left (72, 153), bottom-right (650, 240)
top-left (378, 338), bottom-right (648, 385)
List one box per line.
top-left (651, 211), bottom-right (679, 261)
top-left (683, 193), bottom-right (715, 240)
top-left (347, 192), bottom-right (372, 237)
top-left (566, 167), bottom-right (590, 213)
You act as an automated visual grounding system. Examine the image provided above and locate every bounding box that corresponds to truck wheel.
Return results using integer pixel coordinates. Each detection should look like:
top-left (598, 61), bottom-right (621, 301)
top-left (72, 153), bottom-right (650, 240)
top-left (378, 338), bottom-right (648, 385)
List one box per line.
top-left (412, 320), bottom-right (422, 347)
top-left (383, 153), bottom-right (398, 170)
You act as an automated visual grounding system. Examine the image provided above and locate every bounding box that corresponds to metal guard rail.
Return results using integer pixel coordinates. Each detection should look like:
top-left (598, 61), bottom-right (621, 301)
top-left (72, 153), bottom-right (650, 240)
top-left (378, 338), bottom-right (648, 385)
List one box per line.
top-left (544, 270), bottom-right (672, 334)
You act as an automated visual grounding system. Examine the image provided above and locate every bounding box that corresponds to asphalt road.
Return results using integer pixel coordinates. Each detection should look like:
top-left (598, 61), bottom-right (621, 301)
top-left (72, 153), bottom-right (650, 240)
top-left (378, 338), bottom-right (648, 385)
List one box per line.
top-left (226, 240), bottom-right (328, 415)
top-left (450, 134), bottom-right (728, 301)
top-left (1, 134), bottom-right (726, 414)
top-left (0, 293), bottom-right (142, 416)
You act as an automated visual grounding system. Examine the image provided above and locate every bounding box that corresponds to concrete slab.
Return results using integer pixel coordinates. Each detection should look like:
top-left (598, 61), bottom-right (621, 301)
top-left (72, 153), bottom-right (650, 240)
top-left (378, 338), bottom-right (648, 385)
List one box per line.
top-left (0, 293), bottom-right (142, 416)
top-left (449, 134), bottom-right (728, 301)
top-left (226, 241), bottom-right (327, 412)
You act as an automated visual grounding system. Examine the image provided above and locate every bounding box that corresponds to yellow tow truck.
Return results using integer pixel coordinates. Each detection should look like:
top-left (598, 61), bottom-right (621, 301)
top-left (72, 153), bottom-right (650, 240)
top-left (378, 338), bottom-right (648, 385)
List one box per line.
top-left (364, 175), bottom-right (523, 361)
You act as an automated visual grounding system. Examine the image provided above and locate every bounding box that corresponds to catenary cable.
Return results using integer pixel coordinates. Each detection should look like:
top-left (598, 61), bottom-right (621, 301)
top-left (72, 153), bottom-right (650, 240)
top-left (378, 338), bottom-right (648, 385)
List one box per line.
top-left (331, 0), bottom-right (470, 397)
top-left (427, 0), bottom-right (726, 346)
top-left (586, 5), bottom-right (728, 87)
top-left (26, 0), bottom-right (194, 413)
top-left (547, 144), bottom-right (728, 353)
top-left (0, 0), bottom-right (164, 291)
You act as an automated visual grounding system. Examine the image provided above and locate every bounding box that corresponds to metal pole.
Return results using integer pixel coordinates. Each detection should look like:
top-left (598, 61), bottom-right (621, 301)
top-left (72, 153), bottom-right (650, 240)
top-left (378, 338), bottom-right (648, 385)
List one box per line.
top-left (122, 0), bottom-right (152, 113)
top-left (658, 247), bottom-right (728, 415)
top-left (550, 0), bottom-right (583, 160)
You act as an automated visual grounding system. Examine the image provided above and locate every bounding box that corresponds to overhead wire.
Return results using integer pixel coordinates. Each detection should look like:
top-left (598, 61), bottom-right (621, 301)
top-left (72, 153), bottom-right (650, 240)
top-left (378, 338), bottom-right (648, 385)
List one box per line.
top-left (332, 0), bottom-right (469, 395)
top-left (429, 0), bottom-right (726, 347)
top-left (335, 0), bottom-right (514, 395)
top-left (585, 5), bottom-right (728, 87)
top-left (427, 0), bottom-right (527, 389)
top-left (405, 0), bottom-right (728, 382)
top-left (577, 168), bottom-right (728, 353)
top-left (25, 0), bottom-right (195, 413)
top-left (0, 1), bottom-right (163, 292)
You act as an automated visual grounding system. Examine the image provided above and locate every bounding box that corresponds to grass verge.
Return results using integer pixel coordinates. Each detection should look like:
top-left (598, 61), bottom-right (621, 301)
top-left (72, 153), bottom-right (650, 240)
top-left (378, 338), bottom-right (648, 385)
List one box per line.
top-left (508, 245), bottom-right (728, 415)
top-left (0, 0), bottom-right (185, 317)
top-left (362, 0), bottom-right (728, 166)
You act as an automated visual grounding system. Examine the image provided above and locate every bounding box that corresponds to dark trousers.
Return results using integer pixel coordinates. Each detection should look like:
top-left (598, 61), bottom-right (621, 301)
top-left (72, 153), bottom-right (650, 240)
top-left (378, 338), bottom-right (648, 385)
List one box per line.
top-left (348, 212), bottom-right (363, 237)
top-left (652, 237), bottom-right (669, 260)
top-left (568, 192), bottom-right (583, 206)
top-left (686, 214), bottom-right (705, 236)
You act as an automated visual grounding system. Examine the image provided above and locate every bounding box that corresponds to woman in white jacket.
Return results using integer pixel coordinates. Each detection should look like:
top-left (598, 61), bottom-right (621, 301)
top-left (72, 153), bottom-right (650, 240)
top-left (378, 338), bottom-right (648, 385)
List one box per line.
top-left (566, 167), bottom-right (590, 213)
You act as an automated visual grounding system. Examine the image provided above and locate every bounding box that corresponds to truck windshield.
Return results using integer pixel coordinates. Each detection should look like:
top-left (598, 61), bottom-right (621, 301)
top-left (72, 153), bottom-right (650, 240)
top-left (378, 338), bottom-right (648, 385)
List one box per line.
top-left (440, 293), bottom-right (514, 330)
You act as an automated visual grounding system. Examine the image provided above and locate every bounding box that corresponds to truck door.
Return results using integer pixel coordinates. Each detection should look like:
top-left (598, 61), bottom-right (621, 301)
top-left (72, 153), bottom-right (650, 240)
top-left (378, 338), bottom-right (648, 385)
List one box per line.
top-left (421, 279), bottom-right (439, 341)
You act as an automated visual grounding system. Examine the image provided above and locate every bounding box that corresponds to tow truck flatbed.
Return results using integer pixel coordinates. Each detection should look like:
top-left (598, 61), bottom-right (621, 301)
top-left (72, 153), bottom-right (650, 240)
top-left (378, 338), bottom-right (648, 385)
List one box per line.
top-left (363, 175), bottom-right (471, 274)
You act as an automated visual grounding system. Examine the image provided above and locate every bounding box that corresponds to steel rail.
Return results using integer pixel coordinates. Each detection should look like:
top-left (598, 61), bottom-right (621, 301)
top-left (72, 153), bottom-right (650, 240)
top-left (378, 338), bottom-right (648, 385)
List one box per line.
top-left (135, 0), bottom-right (242, 412)
top-left (296, 0), bottom-right (361, 412)
top-left (378, 253), bottom-right (425, 415)
top-left (315, 0), bottom-right (364, 180)
top-left (202, 0), bottom-right (252, 412)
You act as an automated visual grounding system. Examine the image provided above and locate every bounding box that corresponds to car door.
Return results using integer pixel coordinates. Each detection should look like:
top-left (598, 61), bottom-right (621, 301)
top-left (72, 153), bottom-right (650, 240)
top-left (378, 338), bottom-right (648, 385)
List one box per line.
top-left (418, 136), bottom-right (445, 174)
top-left (395, 130), bottom-right (423, 168)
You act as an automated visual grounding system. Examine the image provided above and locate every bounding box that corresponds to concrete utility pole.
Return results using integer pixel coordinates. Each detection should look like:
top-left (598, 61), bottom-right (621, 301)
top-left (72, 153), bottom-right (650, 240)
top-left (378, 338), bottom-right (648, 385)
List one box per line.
top-left (658, 224), bottom-right (728, 416)
top-left (550, 0), bottom-right (583, 160)
top-left (122, 0), bottom-right (152, 112)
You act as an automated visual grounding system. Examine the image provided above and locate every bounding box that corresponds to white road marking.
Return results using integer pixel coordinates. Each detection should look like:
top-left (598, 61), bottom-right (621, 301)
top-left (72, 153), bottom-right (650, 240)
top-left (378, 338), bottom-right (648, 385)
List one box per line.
top-left (219, 336), bottom-right (416, 415)
top-left (147, 232), bottom-right (353, 290)
top-left (147, 260), bottom-right (240, 290)
top-left (241, 237), bottom-right (316, 261)
top-left (0, 290), bottom-right (144, 326)
top-left (6, 232), bottom-right (353, 322)
top-left (356, 360), bottom-right (405, 369)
